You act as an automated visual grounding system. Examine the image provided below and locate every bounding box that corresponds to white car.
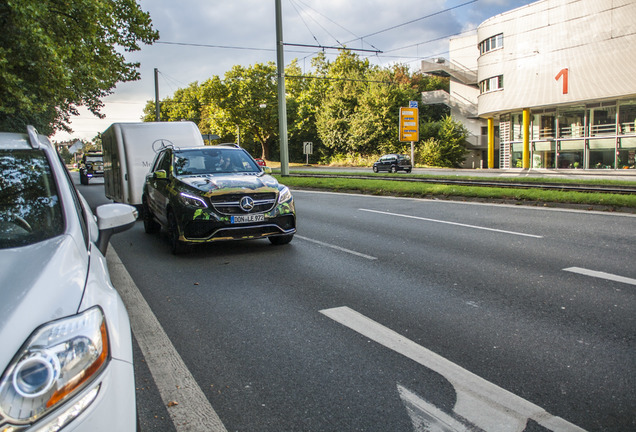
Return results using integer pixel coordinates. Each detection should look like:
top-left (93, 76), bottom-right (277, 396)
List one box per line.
top-left (0, 126), bottom-right (138, 431)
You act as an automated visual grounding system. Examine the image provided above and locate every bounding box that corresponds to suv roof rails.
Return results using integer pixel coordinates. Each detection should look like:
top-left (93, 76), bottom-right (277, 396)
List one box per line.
top-left (216, 143), bottom-right (240, 148)
top-left (26, 125), bottom-right (40, 149)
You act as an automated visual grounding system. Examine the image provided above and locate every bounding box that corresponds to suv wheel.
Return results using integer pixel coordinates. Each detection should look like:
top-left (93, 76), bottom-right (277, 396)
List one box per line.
top-left (168, 211), bottom-right (189, 254)
top-left (373, 166), bottom-right (378, 173)
top-left (269, 234), bottom-right (293, 245)
top-left (80, 172), bottom-right (89, 185)
top-left (390, 165), bottom-right (397, 173)
top-left (142, 198), bottom-right (160, 234)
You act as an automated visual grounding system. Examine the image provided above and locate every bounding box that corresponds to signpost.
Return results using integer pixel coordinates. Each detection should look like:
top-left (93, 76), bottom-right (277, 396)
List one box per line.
top-left (303, 141), bottom-right (313, 165)
top-left (400, 102), bottom-right (419, 165)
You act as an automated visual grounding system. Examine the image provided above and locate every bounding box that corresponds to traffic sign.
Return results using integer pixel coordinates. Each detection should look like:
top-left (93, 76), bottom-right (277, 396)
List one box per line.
top-left (409, 100), bottom-right (418, 108)
top-left (303, 141), bottom-right (313, 155)
top-left (399, 107), bottom-right (419, 142)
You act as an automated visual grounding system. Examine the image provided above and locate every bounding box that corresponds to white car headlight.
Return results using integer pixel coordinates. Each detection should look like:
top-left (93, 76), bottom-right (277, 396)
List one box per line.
top-left (0, 307), bottom-right (109, 426)
top-left (278, 186), bottom-right (292, 204)
top-left (179, 192), bottom-right (208, 208)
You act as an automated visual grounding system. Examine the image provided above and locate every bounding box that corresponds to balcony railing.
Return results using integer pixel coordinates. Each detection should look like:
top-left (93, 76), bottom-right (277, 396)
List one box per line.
top-left (420, 58), bottom-right (478, 85)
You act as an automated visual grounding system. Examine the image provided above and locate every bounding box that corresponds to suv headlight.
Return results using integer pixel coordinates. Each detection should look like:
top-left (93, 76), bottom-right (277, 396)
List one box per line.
top-left (0, 307), bottom-right (109, 426)
top-left (278, 186), bottom-right (292, 204)
top-left (179, 192), bottom-right (208, 208)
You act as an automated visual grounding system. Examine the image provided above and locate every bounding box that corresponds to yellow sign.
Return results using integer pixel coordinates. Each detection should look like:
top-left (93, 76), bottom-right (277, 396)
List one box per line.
top-left (399, 107), bottom-right (419, 142)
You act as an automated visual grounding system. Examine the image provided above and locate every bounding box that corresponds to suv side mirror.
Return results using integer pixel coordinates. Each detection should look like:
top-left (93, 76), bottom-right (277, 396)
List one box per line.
top-left (154, 170), bottom-right (167, 179)
top-left (262, 166), bottom-right (272, 174)
top-left (95, 204), bottom-right (138, 254)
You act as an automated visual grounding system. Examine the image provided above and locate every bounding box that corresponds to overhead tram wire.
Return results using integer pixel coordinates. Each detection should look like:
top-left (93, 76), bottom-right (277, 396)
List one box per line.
top-left (156, 2), bottom-right (478, 65)
top-left (286, 0), bottom-right (382, 67)
top-left (344, 0), bottom-right (478, 44)
top-left (156, 41), bottom-right (276, 52)
top-left (289, 0), bottom-right (324, 49)
top-left (290, 0), bottom-right (381, 53)
top-left (285, 1), bottom-right (380, 53)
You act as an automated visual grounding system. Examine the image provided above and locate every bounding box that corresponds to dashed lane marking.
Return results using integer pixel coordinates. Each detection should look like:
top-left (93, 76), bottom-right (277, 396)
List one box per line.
top-left (296, 235), bottom-right (378, 260)
top-left (360, 208), bottom-right (544, 238)
top-left (563, 267), bottom-right (636, 286)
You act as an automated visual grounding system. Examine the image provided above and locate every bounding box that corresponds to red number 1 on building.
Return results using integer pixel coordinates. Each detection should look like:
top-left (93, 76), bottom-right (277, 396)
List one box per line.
top-left (555, 68), bottom-right (569, 94)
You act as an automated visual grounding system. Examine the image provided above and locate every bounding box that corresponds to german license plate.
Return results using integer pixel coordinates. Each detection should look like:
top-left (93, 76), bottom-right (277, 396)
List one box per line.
top-left (231, 214), bottom-right (265, 224)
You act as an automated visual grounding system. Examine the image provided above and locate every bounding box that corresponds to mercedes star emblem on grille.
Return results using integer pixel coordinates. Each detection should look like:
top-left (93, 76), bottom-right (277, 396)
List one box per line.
top-left (239, 196), bottom-right (255, 211)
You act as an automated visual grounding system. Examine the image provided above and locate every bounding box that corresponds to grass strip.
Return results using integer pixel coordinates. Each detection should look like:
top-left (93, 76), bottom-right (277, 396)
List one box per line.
top-left (274, 175), bottom-right (636, 211)
top-left (288, 170), bottom-right (636, 187)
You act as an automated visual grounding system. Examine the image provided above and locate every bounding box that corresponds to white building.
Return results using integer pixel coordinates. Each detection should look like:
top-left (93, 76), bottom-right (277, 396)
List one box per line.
top-left (421, 0), bottom-right (636, 170)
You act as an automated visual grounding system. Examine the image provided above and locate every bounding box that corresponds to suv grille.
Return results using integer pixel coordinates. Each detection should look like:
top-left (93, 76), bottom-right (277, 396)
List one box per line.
top-left (210, 192), bottom-right (277, 215)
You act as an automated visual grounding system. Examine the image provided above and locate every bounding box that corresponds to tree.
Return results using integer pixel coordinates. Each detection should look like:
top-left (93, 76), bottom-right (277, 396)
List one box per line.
top-left (418, 116), bottom-right (468, 168)
top-left (0, 0), bottom-right (159, 135)
top-left (57, 143), bottom-right (72, 164)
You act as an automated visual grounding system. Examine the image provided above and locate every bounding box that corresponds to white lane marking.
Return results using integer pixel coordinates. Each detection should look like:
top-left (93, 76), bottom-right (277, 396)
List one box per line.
top-left (398, 384), bottom-right (471, 432)
top-left (563, 267), bottom-right (636, 286)
top-left (360, 208), bottom-right (543, 238)
top-left (321, 306), bottom-right (586, 432)
top-left (296, 235), bottom-right (378, 260)
top-left (293, 189), bottom-right (636, 218)
top-left (106, 247), bottom-right (228, 432)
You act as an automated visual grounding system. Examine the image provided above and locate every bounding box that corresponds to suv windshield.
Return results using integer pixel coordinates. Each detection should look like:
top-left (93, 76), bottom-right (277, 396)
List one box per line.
top-left (174, 148), bottom-right (260, 176)
top-left (0, 150), bottom-right (64, 248)
top-left (85, 155), bottom-right (102, 164)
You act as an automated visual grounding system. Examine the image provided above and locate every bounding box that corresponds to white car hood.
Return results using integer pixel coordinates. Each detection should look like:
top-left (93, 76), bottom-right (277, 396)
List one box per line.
top-left (0, 235), bottom-right (87, 371)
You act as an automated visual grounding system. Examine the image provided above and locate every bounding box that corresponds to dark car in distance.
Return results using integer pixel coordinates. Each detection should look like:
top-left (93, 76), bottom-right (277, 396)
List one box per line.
top-left (142, 144), bottom-right (296, 254)
top-left (79, 151), bottom-right (104, 185)
top-left (372, 154), bottom-right (412, 173)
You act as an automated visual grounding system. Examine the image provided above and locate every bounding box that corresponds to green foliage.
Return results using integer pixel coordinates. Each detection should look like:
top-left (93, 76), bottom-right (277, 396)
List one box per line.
top-left (143, 50), bottom-right (451, 164)
top-left (200, 62), bottom-right (281, 159)
top-left (418, 116), bottom-right (468, 168)
top-left (57, 145), bottom-right (72, 164)
top-left (0, 0), bottom-right (158, 135)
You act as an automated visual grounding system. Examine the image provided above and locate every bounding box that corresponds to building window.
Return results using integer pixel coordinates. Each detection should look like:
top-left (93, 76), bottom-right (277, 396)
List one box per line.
top-left (557, 106), bottom-right (585, 138)
top-left (479, 33), bottom-right (503, 55)
top-left (479, 75), bottom-right (503, 94)
top-left (618, 102), bottom-right (636, 135)
top-left (589, 104), bottom-right (617, 136)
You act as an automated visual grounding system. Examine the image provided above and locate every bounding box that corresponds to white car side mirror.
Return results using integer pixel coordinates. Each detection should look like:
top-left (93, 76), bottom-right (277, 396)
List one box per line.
top-left (96, 204), bottom-right (138, 254)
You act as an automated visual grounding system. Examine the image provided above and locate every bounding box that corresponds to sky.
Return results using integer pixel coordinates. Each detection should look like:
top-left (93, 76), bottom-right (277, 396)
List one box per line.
top-left (51, 0), bottom-right (535, 143)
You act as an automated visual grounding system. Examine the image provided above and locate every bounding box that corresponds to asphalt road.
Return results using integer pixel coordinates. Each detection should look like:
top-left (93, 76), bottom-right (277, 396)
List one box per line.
top-left (77, 175), bottom-right (635, 432)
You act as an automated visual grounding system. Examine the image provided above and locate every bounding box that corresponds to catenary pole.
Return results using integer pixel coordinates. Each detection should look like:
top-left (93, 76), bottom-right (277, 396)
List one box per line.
top-left (154, 68), bottom-right (160, 122)
top-left (275, 0), bottom-right (289, 176)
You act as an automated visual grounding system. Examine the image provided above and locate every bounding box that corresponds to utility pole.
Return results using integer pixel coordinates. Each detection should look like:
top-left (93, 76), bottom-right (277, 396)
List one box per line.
top-left (154, 68), bottom-right (160, 122)
top-left (275, 0), bottom-right (289, 176)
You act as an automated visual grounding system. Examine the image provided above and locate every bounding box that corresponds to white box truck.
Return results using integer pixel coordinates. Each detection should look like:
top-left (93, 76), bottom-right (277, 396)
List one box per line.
top-left (102, 122), bottom-right (204, 206)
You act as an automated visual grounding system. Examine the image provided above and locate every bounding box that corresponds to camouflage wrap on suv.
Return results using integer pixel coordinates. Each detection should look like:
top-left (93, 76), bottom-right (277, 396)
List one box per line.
top-left (142, 145), bottom-right (296, 253)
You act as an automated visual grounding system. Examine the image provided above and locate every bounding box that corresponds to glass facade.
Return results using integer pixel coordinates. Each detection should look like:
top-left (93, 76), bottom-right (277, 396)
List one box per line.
top-left (499, 100), bottom-right (636, 169)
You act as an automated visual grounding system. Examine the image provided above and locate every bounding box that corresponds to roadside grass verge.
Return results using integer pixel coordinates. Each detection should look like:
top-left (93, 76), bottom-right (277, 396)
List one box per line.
top-left (273, 175), bottom-right (636, 212)
top-left (289, 170), bottom-right (636, 187)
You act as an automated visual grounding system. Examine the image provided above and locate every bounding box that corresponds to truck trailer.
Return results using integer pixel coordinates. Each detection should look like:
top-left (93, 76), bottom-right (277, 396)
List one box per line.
top-left (102, 122), bottom-right (205, 207)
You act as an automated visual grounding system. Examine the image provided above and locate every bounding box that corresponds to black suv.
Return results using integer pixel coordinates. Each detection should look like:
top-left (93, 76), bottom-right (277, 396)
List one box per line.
top-left (79, 151), bottom-right (104, 185)
top-left (372, 154), bottom-right (412, 173)
top-left (142, 145), bottom-right (296, 254)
